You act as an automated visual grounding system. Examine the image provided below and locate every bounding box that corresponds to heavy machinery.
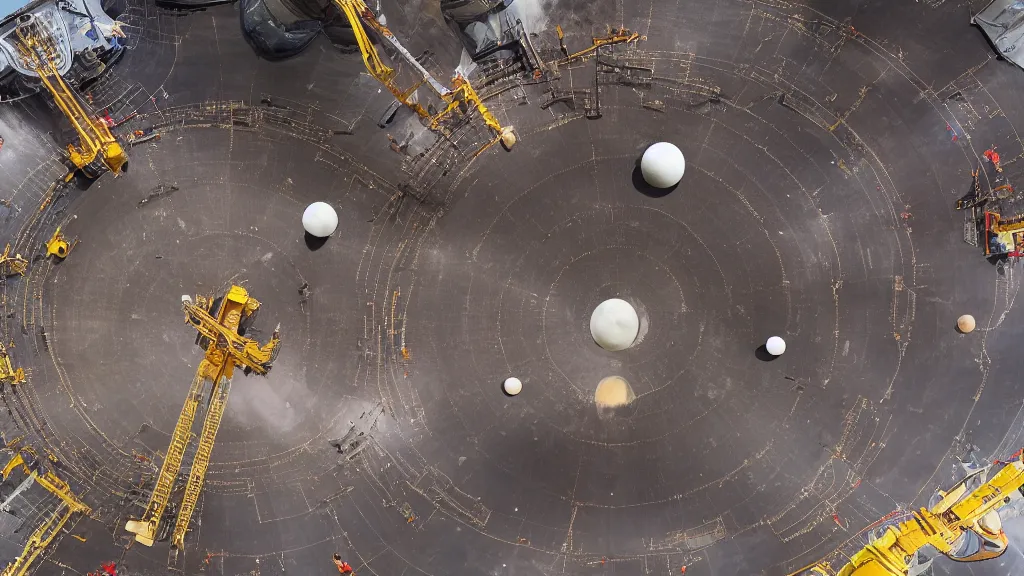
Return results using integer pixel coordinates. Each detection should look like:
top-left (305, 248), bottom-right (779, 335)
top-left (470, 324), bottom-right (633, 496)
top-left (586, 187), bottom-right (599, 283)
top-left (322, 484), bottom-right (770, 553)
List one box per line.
top-left (11, 13), bottom-right (126, 178)
top-left (0, 341), bottom-right (26, 385)
top-left (125, 285), bottom-right (280, 548)
top-left (795, 452), bottom-right (1024, 576)
top-left (0, 244), bottom-right (28, 276)
top-left (334, 0), bottom-right (516, 155)
top-left (0, 445), bottom-right (91, 576)
top-left (983, 211), bottom-right (1024, 256)
top-left (44, 227), bottom-right (69, 259)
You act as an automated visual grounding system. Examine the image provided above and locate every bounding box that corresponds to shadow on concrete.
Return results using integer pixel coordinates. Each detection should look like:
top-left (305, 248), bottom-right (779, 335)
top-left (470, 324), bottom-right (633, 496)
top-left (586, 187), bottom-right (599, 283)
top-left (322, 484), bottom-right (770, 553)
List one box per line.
top-left (754, 344), bottom-right (778, 362)
top-left (631, 166), bottom-right (677, 198)
top-left (303, 231), bottom-right (328, 251)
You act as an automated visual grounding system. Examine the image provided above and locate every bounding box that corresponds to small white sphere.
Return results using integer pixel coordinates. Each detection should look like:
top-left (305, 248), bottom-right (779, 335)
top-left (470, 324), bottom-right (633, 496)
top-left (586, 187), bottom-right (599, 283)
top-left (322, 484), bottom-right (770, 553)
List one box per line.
top-left (766, 336), bottom-right (786, 356)
top-left (302, 202), bottom-right (339, 237)
top-left (641, 142), bottom-right (686, 188)
top-left (591, 299), bottom-right (640, 352)
top-left (503, 377), bottom-right (522, 396)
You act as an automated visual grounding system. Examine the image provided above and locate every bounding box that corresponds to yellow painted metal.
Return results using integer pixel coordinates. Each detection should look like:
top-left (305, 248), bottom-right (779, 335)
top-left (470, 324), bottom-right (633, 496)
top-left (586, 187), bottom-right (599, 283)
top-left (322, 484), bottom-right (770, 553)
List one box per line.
top-left (799, 457), bottom-right (1024, 576)
top-left (124, 370), bottom-right (205, 546)
top-left (11, 17), bottom-right (126, 176)
top-left (0, 342), bottom-right (26, 386)
top-left (45, 228), bottom-right (69, 259)
top-left (126, 285), bottom-right (280, 548)
top-left (0, 244), bottom-right (28, 277)
top-left (333, 0), bottom-right (515, 151)
top-left (170, 372), bottom-right (230, 548)
top-left (0, 447), bottom-right (91, 576)
top-left (989, 212), bottom-right (1024, 233)
top-left (554, 25), bottom-right (641, 64)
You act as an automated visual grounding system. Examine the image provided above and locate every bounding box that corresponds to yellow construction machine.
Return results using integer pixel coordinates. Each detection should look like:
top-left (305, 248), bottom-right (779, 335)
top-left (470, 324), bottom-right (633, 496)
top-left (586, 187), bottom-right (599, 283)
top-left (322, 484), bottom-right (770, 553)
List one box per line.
top-left (0, 342), bottom-right (26, 386)
top-left (795, 452), bottom-right (1024, 576)
top-left (0, 245), bottom-right (28, 277)
top-left (0, 445), bottom-right (91, 576)
top-left (12, 15), bottom-right (127, 178)
top-left (334, 0), bottom-right (515, 154)
top-left (125, 285), bottom-right (280, 548)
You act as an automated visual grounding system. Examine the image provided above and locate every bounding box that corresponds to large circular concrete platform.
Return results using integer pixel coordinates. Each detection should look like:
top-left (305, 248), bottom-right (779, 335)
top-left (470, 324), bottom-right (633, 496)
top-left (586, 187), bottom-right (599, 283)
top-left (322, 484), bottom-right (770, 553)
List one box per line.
top-left (1, 1), bottom-right (1023, 576)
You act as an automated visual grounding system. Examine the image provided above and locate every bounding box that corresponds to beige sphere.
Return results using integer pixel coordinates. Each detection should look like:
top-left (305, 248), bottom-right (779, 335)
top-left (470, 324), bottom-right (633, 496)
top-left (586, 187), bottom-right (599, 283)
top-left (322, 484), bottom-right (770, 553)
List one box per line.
top-left (957, 314), bottom-right (976, 333)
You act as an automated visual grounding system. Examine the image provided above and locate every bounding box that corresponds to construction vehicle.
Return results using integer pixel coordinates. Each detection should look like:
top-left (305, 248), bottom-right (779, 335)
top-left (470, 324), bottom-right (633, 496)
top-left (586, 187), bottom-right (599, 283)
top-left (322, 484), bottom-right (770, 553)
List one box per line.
top-left (0, 445), bottom-right (91, 576)
top-left (0, 244), bottom-right (28, 276)
top-left (0, 341), bottom-right (26, 385)
top-left (794, 452), bottom-right (1024, 576)
top-left (125, 285), bottom-right (280, 548)
top-left (983, 211), bottom-right (1024, 256)
top-left (11, 14), bottom-right (127, 178)
top-left (45, 227), bottom-right (69, 259)
top-left (334, 0), bottom-right (516, 155)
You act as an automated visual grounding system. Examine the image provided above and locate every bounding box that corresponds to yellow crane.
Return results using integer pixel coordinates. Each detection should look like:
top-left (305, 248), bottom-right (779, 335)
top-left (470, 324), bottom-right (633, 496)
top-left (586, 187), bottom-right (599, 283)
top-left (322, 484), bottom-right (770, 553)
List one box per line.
top-left (11, 15), bottom-right (127, 178)
top-left (795, 452), bottom-right (1024, 576)
top-left (0, 245), bottom-right (28, 277)
top-left (554, 25), bottom-right (641, 63)
top-left (0, 446), bottom-right (91, 576)
top-left (334, 0), bottom-right (515, 154)
top-left (0, 342), bottom-right (25, 386)
top-left (125, 285), bottom-right (280, 548)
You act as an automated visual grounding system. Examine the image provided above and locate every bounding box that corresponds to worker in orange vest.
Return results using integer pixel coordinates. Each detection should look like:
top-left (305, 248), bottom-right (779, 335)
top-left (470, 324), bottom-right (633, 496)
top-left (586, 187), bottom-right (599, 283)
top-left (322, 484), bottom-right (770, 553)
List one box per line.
top-left (333, 554), bottom-right (353, 574)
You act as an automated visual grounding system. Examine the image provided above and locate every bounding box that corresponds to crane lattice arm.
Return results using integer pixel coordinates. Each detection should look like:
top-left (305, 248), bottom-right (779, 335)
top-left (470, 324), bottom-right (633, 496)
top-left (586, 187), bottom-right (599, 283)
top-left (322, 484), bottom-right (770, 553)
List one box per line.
top-left (124, 369), bottom-right (206, 546)
top-left (12, 16), bottom-right (126, 177)
top-left (801, 455), bottom-right (1024, 576)
top-left (333, 0), bottom-right (515, 152)
top-left (0, 448), bottom-right (91, 576)
top-left (126, 286), bottom-right (280, 549)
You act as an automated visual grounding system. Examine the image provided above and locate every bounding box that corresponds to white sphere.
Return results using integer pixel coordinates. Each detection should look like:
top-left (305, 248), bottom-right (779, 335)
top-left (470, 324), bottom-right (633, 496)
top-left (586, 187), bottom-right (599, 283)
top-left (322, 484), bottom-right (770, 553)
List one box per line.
top-left (590, 299), bottom-right (640, 352)
top-left (766, 336), bottom-right (786, 356)
top-left (503, 377), bottom-right (522, 396)
top-left (302, 202), bottom-right (339, 237)
top-left (641, 142), bottom-right (686, 188)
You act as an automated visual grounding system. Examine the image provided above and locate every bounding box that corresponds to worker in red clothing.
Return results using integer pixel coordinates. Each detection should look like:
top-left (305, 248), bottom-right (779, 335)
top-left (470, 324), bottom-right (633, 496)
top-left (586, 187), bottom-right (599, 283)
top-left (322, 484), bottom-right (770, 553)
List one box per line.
top-left (333, 554), bottom-right (353, 574)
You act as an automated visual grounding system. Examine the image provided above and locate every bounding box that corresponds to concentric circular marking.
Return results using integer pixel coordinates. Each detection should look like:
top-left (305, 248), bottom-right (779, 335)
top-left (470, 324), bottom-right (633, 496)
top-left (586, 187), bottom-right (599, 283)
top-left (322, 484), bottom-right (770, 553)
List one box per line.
top-left (39, 128), bottom-right (380, 489)
top-left (18, 1), bottom-right (1013, 575)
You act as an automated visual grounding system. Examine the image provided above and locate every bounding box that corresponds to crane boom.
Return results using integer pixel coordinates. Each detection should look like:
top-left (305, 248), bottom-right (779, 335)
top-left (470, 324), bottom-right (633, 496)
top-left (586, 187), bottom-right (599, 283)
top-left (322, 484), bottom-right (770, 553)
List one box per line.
top-left (12, 15), bottom-right (127, 177)
top-left (126, 286), bottom-right (280, 549)
top-left (0, 447), bottom-right (91, 576)
top-left (171, 373), bottom-right (231, 548)
top-left (124, 370), bottom-right (207, 546)
top-left (798, 455), bottom-right (1024, 576)
top-left (334, 0), bottom-right (515, 152)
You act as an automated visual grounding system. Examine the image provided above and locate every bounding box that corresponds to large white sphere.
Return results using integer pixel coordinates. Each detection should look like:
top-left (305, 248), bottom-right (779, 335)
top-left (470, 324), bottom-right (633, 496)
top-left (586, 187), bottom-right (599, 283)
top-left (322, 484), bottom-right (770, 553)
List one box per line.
top-left (641, 142), bottom-right (686, 188)
top-left (766, 336), bottom-right (786, 356)
top-left (503, 377), bottom-right (522, 396)
top-left (590, 299), bottom-right (640, 351)
top-left (302, 202), bottom-right (339, 237)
